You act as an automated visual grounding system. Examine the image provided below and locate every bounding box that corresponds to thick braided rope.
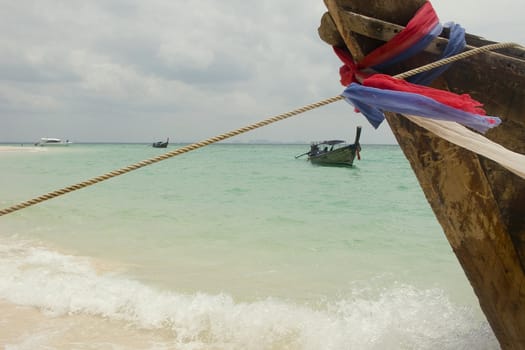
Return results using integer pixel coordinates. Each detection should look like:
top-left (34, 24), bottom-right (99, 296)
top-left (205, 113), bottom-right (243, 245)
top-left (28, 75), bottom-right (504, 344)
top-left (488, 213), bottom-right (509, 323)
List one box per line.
top-left (0, 42), bottom-right (520, 216)
top-left (395, 42), bottom-right (520, 80)
top-left (0, 96), bottom-right (343, 216)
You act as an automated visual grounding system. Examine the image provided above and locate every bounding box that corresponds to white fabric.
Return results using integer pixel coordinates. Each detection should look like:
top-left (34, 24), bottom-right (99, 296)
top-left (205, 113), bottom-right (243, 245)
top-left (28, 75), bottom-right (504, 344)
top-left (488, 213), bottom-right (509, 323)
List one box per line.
top-left (404, 115), bottom-right (525, 180)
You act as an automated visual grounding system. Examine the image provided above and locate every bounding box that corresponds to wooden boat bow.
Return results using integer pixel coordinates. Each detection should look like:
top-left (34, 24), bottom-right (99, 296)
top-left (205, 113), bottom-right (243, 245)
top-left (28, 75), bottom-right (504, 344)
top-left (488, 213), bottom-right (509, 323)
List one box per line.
top-left (319, 1), bottom-right (525, 348)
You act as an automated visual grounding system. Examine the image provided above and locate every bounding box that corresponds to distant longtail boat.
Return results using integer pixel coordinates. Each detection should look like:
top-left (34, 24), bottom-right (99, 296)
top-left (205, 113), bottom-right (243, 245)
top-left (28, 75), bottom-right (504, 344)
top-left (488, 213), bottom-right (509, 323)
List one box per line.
top-left (152, 138), bottom-right (169, 148)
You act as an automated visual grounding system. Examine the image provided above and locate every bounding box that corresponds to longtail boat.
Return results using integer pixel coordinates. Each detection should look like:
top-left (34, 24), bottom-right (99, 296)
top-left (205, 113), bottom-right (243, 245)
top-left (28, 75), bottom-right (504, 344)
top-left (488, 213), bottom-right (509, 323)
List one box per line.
top-left (317, 0), bottom-right (525, 348)
top-left (297, 126), bottom-right (362, 167)
top-left (152, 137), bottom-right (169, 148)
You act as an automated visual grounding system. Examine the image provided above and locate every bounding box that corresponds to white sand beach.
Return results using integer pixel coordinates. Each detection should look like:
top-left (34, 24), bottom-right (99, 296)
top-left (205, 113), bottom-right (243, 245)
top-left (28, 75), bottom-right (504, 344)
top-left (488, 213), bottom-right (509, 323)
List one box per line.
top-left (0, 145), bottom-right (46, 153)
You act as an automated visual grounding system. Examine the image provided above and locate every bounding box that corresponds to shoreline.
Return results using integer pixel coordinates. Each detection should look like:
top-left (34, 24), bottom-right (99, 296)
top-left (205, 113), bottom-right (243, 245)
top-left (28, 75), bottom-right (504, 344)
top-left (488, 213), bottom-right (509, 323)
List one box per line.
top-left (0, 145), bottom-right (46, 153)
top-left (0, 299), bottom-right (174, 349)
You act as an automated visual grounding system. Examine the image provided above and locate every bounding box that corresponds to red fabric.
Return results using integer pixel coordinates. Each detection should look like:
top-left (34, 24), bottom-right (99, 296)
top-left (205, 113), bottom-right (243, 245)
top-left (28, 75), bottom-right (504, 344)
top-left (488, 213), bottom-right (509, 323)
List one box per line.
top-left (358, 2), bottom-right (439, 69)
top-left (333, 46), bottom-right (358, 86)
top-left (363, 74), bottom-right (487, 115)
top-left (333, 47), bottom-right (372, 85)
top-left (334, 1), bottom-right (439, 85)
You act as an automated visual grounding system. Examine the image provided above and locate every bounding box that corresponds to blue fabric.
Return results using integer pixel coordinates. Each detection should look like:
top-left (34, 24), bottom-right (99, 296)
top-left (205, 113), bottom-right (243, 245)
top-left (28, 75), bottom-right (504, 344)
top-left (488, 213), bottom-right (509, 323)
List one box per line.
top-left (372, 23), bottom-right (443, 71)
top-left (342, 83), bottom-right (501, 133)
top-left (409, 22), bottom-right (466, 85)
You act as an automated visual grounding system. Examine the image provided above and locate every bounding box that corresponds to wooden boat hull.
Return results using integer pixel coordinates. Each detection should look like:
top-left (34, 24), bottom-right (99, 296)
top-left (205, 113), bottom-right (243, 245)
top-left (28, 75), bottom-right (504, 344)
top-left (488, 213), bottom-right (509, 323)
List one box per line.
top-left (308, 145), bottom-right (359, 167)
top-left (318, 1), bottom-right (525, 348)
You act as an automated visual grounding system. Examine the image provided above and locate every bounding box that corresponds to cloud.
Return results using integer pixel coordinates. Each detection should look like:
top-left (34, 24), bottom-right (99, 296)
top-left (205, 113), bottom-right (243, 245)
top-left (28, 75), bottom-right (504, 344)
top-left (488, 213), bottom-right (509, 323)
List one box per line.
top-left (0, 0), bottom-right (522, 144)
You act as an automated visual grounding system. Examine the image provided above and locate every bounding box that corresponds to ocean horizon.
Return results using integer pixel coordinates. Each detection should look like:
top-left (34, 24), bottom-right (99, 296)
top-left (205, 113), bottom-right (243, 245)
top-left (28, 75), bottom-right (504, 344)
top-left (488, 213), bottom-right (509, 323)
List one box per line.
top-left (0, 143), bottom-right (498, 349)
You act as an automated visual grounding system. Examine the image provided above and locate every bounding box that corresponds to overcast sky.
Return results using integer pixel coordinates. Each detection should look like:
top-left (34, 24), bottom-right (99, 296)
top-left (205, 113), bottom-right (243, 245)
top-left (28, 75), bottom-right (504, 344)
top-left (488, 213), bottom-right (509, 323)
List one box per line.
top-left (1, 0), bottom-right (523, 144)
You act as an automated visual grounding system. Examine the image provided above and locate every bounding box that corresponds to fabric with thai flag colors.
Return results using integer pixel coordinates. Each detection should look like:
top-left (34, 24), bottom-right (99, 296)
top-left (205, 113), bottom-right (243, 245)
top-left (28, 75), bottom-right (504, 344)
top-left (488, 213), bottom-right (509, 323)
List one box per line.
top-left (342, 83), bottom-right (500, 133)
top-left (408, 22), bottom-right (466, 86)
top-left (358, 1), bottom-right (442, 71)
top-left (335, 0), bottom-right (501, 133)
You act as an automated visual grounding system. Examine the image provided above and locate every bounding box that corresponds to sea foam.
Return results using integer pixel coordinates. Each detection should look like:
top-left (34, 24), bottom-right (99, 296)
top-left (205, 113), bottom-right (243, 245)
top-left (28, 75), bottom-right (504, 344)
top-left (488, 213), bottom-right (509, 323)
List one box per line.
top-left (0, 236), bottom-right (497, 349)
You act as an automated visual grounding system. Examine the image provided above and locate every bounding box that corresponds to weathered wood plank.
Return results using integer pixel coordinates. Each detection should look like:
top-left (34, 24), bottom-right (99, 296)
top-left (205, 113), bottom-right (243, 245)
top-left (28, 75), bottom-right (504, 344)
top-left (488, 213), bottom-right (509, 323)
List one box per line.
top-left (336, 9), bottom-right (525, 69)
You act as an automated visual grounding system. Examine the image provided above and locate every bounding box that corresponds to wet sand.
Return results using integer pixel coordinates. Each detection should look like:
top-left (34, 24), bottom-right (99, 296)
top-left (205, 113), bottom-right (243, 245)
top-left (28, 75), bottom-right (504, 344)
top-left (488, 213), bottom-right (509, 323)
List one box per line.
top-left (0, 299), bottom-right (179, 349)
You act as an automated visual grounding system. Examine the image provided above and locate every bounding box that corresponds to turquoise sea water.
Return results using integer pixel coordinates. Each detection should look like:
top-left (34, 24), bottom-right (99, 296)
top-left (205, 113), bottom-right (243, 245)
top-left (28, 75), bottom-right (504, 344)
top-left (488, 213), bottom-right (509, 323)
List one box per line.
top-left (0, 144), bottom-right (498, 349)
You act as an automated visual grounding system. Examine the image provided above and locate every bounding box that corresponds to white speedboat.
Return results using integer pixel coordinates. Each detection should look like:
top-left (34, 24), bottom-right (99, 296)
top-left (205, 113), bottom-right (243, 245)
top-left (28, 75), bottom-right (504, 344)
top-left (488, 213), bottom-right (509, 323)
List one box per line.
top-left (35, 138), bottom-right (72, 146)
